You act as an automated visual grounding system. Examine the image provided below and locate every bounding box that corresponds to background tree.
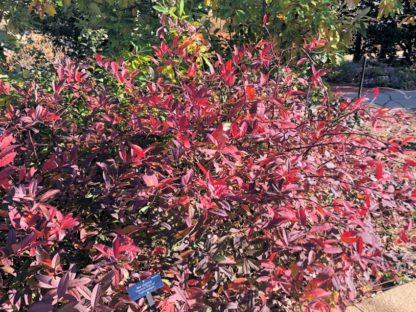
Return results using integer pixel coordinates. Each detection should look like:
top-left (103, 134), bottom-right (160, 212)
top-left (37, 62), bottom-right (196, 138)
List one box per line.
top-left (349, 0), bottom-right (416, 63)
top-left (0, 0), bottom-right (162, 59)
top-left (0, 0), bottom-right (412, 65)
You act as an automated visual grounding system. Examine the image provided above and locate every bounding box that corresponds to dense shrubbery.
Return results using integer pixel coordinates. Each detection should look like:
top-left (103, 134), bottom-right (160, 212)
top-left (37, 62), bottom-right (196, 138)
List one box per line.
top-left (1, 0), bottom-right (408, 64)
top-left (0, 19), bottom-right (415, 311)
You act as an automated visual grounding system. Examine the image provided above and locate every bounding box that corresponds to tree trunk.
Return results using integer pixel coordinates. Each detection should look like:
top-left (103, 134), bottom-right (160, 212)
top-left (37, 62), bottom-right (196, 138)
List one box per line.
top-left (353, 34), bottom-right (363, 63)
top-left (380, 42), bottom-right (387, 60)
top-left (405, 40), bottom-right (413, 63)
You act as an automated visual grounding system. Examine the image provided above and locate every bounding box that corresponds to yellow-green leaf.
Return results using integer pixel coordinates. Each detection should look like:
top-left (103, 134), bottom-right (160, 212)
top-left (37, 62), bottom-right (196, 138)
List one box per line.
top-left (44, 3), bottom-right (57, 16)
top-left (345, 0), bottom-right (360, 9)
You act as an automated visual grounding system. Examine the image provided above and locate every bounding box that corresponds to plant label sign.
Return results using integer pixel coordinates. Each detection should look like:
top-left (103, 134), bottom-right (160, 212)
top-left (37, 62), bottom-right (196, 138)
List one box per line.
top-left (128, 274), bottom-right (163, 301)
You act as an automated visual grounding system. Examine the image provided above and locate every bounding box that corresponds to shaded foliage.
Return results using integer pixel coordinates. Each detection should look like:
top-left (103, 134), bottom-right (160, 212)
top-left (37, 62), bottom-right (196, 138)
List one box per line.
top-left (0, 0), bottom-right (411, 64)
top-left (0, 0), bottom-right (161, 59)
top-left (350, 0), bottom-right (416, 63)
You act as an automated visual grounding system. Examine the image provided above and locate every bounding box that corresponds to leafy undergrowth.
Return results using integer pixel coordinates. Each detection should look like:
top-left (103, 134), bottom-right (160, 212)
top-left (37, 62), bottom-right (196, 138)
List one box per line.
top-left (353, 105), bottom-right (416, 295)
top-left (0, 19), bottom-right (415, 312)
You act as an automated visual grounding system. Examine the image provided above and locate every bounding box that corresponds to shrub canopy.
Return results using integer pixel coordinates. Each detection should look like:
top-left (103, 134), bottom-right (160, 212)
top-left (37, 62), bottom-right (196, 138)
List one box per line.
top-left (0, 18), bottom-right (415, 312)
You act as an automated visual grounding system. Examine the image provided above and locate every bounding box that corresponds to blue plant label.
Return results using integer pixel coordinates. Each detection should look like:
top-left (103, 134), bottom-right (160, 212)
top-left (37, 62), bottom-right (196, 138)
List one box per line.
top-left (128, 274), bottom-right (163, 301)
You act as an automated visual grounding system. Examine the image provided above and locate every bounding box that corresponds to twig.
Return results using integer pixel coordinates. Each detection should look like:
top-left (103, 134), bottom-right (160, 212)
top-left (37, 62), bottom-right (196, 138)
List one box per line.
top-left (28, 130), bottom-right (39, 163)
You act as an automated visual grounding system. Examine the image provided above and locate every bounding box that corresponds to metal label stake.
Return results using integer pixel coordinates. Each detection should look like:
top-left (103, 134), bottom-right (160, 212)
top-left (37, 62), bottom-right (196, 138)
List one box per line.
top-left (146, 293), bottom-right (159, 312)
top-left (127, 274), bottom-right (163, 312)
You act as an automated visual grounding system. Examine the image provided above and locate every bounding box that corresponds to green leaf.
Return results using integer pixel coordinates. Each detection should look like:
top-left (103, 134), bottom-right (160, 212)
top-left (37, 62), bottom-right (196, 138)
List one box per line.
top-left (357, 7), bottom-right (371, 19)
top-left (89, 3), bottom-right (101, 15)
top-left (178, 0), bottom-right (185, 17)
top-left (154, 2), bottom-right (169, 14)
top-left (169, 6), bottom-right (177, 18)
top-left (139, 205), bottom-right (150, 214)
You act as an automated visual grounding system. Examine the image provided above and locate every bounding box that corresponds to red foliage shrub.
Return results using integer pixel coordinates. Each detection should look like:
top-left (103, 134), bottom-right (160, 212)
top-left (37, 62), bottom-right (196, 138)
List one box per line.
top-left (0, 19), bottom-right (415, 311)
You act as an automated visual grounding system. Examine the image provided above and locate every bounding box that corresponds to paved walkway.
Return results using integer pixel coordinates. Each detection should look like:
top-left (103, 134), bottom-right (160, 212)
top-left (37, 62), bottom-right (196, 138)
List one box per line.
top-left (347, 281), bottom-right (416, 312)
top-left (335, 85), bottom-right (416, 311)
top-left (333, 86), bottom-right (416, 109)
